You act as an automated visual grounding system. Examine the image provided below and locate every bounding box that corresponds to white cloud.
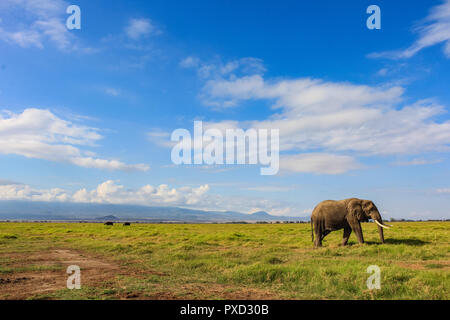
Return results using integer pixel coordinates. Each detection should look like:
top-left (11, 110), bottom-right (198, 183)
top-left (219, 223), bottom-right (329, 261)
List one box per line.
top-left (436, 188), bottom-right (450, 193)
top-left (155, 61), bottom-right (450, 174)
top-left (0, 0), bottom-right (97, 54)
top-left (0, 183), bottom-right (69, 202)
top-left (125, 18), bottom-right (159, 40)
top-left (180, 56), bottom-right (266, 80)
top-left (393, 158), bottom-right (442, 166)
top-left (280, 153), bottom-right (362, 174)
top-left (34, 18), bottom-right (71, 49)
top-left (201, 73), bottom-right (450, 158)
top-left (376, 68), bottom-right (389, 76)
top-left (369, 0), bottom-right (450, 59)
top-left (147, 129), bottom-right (175, 148)
top-left (0, 108), bottom-right (149, 171)
top-left (202, 74), bottom-right (404, 111)
top-left (0, 180), bottom-right (302, 216)
top-left (0, 28), bottom-right (44, 48)
top-left (176, 55), bottom-right (450, 174)
top-left (104, 87), bottom-right (121, 97)
top-left (70, 157), bottom-right (149, 172)
top-left (0, 0), bottom-right (90, 51)
top-left (180, 56), bottom-right (200, 68)
top-left (242, 185), bottom-right (298, 192)
top-left (71, 180), bottom-right (208, 205)
top-left (0, 0), bottom-right (67, 18)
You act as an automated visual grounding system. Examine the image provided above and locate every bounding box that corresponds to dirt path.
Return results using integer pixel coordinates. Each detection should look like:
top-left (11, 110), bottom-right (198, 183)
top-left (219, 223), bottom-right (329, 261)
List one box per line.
top-left (0, 249), bottom-right (278, 300)
top-left (397, 260), bottom-right (450, 271)
top-left (0, 249), bottom-right (120, 299)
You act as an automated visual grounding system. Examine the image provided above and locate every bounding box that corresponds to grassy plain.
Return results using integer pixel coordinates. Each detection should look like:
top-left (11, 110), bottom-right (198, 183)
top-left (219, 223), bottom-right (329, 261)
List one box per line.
top-left (0, 221), bottom-right (448, 299)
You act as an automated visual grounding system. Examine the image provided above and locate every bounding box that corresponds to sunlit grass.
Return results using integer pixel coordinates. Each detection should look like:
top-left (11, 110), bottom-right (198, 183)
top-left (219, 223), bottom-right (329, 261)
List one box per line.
top-left (0, 221), bottom-right (448, 299)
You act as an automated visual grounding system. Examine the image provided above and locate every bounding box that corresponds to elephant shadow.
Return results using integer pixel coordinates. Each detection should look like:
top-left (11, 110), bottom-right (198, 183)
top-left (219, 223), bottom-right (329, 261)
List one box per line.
top-left (364, 238), bottom-right (429, 246)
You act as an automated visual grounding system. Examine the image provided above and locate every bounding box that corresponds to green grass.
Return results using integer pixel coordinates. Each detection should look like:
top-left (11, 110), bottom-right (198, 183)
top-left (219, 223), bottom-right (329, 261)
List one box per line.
top-left (0, 222), bottom-right (448, 299)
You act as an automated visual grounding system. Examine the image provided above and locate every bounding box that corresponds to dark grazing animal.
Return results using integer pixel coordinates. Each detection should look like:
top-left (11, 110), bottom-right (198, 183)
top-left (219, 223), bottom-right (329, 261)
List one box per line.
top-left (311, 198), bottom-right (392, 247)
top-left (123, 222), bottom-right (131, 226)
top-left (104, 221), bottom-right (114, 226)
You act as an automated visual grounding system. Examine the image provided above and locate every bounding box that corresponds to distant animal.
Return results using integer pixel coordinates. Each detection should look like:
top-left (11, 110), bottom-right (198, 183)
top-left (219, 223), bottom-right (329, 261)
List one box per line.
top-left (311, 198), bottom-right (392, 247)
top-left (123, 222), bottom-right (131, 226)
top-left (104, 222), bottom-right (114, 226)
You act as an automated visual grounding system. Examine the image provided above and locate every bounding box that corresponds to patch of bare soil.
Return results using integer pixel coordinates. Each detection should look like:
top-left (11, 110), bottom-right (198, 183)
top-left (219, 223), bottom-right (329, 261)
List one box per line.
top-left (0, 250), bottom-right (279, 300)
top-left (397, 260), bottom-right (450, 271)
top-left (176, 283), bottom-right (278, 300)
top-left (0, 249), bottom-right (121, 299)
top-left (116, 283), bottom-right (278, 300)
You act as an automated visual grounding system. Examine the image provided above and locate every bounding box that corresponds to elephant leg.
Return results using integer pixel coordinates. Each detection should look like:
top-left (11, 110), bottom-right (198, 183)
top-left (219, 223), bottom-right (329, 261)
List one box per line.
top-left (315, 229), bottom-right (331, 247)
top-left (351, 222), bottom-right (364, 244)
top-left (342, 226), bottom-right (352, 246)
top-left (314, 229), bottom-right (322, 247)
top-left (313, 220), bottom-right (322, 247)
top-left (314, 238), bottom-right (321, 247)
top-left (321, 230), bottom-right (331, 241)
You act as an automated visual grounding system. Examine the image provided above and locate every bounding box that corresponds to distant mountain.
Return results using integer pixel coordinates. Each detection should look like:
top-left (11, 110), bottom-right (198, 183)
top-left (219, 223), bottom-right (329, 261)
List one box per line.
top-left (249, 211), bottom-right (272, 218)
top-left (0, 200), bottom-right (308, 222)
top-left (96, 215), bottom-right (119, 221)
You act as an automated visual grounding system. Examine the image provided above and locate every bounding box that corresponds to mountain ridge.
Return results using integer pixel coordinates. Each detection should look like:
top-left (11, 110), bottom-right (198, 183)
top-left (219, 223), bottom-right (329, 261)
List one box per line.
top-left (0, 200), bottom-right (308, 222)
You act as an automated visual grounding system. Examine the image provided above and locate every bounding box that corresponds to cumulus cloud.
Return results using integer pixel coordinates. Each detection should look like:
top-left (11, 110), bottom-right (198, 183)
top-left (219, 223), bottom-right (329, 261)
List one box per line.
top-left (175, 55), bottom-right (450, 174)
top-left (200, 72), bottom-right (450, 158)
top-left (70, 157), bottom-right (149, 172)
top-left (147, 129), bottom-right (175, 148)
top-left (0, 0), bottom-right (89, 51)
top-left (280, 153), bottom-right (362, 174)
top-left (0, 28), bottom-right (44, 48)
top-left (104, 87), bottom-right (121, 97)
top-left (71, 180), bottom-right (209, 205)
top-left (180, 56), bottom-right (266, 81)
top-left (242, 185), bottom-right (298, 192)
top-left (201, 74), bottom-right (403, 112)
top-left (393, 158), bottom-right (442, 166)
top-left (0, 180), bottom-right (209, 205)
top-left (0, 180), bottom-right (302, 215)
top-left (0, 183), bottom-right (69, 202)
top-left (0, 108), bottom-right (149, 171)
top-left (369, 0), bottom-right (450, 59)
top-left (436, 188), bottom-right (450, 193)
top-left (179, 56), bottom-right (200, 68)
top-left (125, 18), bottom-right (159, 40)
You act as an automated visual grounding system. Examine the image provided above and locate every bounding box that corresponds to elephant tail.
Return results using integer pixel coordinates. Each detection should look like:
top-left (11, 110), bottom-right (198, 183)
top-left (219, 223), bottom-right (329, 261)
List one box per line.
top-left (311, 219), bottom-right (314, 242)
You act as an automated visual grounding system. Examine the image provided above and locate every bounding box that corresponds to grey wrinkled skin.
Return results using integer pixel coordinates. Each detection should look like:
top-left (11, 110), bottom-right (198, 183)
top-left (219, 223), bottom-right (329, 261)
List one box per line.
top-left (311, 198), bottom-right (385, 248)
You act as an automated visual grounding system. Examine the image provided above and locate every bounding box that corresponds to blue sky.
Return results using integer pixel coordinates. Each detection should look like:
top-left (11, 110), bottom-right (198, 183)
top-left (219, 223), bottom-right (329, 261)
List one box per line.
top-left (0, 0), bottom-right (449, 219)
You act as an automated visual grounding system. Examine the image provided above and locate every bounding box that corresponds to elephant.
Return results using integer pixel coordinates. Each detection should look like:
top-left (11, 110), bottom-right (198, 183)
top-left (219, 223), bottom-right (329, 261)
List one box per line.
top-left (310, 198), bottom-right (392, 247)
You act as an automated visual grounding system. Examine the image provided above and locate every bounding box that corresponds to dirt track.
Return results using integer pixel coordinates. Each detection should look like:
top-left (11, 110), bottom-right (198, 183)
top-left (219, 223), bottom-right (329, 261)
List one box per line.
top-left (0, 249), bottom-right (120, 299)
top-left (0, 249), bottom-right (276, 300)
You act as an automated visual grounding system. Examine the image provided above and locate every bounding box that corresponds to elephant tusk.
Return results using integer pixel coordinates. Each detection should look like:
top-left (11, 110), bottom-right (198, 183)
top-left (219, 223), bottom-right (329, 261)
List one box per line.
top-left (375, 220), bottom-right (391, 229)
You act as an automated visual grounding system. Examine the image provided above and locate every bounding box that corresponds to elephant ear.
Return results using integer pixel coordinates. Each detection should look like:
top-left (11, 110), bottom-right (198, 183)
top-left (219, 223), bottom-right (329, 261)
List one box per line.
top-left (361, 200), bottom-right (372, 211)
top-left (347, 199), bottom-right (364, 221)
